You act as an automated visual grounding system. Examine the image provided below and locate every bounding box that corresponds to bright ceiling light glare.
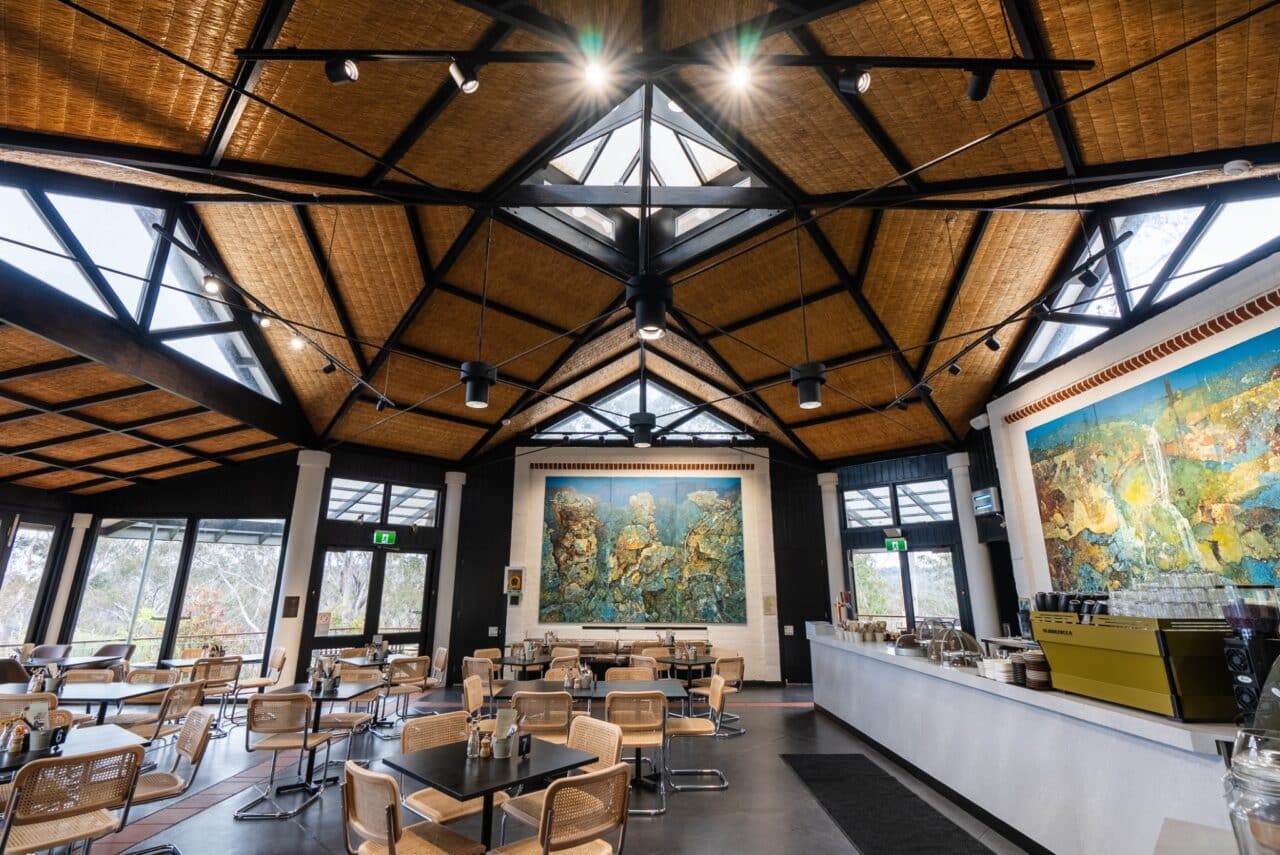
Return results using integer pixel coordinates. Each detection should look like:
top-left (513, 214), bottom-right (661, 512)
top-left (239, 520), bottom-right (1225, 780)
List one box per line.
top-left (201, 274), bottom-right (221, 295)
top-left (324, 58), bottom-right (359, 85)
top-left (729, 61), bottom-right (752, 90)
top-left (667, 99), bottom-right (683, 113)
top-left (583, 60), bottom-right (608, 90)
top-left (1223, 159), bottom-right (1253, 177)
top-left (252, 312), bottom-right (272, 329)
top-left (289, 333), bottom-right (306, 351)
top-left (838, 66), bottom-right (872, 96)
top-left (448, 60), bottom-right (479, 94)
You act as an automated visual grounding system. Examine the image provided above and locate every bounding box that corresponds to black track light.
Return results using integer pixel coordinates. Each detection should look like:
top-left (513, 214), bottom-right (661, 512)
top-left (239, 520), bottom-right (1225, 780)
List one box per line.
top-left (251, 312), bottom-right (271, 329)
top-left (375, 397), bottom-right (388, 413)
top-left (321, 361), bottom-right (337, 374)
top-left (838, 66), bottom-right (872, 96)
top-left (789, 362), bottom-right (827, 410)
top-left (449, 59), bottom-right (479, 94)
top-left (1079, 267), bottom-right (1100, 288)
top-left (1033, 299), bottom-right (1053, 320)
top-left (919, 381), bottom-right (934, 396)
top-left (948, 362), bottom-right (962, 376)
top-left (626, 273), bottom-right (673, 341)
top-left (985, 335), bottom-right (1002, 352)
top-left (630, 411), bottom-right (656, 448)
top-left (896, 400), bottom-right (909, 411)
top-left (460, 361), bottom-right (497, 409)
top-left (325, 58), bottom-right (359, 85)
top-left (966, 68), bottom-right (995, 102)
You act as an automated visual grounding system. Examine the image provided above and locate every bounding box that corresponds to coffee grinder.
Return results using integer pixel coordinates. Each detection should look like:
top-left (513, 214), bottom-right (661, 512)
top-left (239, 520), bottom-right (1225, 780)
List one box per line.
top-left (1222, 584), bottom-right (1280, 724)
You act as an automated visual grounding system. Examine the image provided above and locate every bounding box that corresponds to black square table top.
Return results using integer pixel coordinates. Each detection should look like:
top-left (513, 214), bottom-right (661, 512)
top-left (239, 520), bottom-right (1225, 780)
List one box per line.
top-left (382, 739), bottom-right (595, 801)
top-left (20, 655), bottom-right (122, 670)
top-left (157, 654), bottom-right (263, 669)
top-left (493, 679), bottom-right (593, 700)
top-left (0, 682), bottom-right (166, 704)
top-left (591, 678), bottom-right (688, 700)
top-left (272, 681), bottom-right (385, 702)
top-left (496, 654), bottom-right (554, 667)
top-left (656, 655), bottom-right (717, 668)
top-left (335, 654), bottom-right (404, 669)
top-left (0, 724), bottom-right (146, 775)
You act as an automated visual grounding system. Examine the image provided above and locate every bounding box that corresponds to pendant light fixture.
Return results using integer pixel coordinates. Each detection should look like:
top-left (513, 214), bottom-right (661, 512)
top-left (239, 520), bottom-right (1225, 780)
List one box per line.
top-left (630, 343), bottom-right (656, 448)
top-left (788, 213), bottom-right (826, 409)
top-left (448, 59), bottom-right (479, 93)
top-left (462, 218), bottom-right (497, 409)
top-left (626, 84), bottom-right (673, 342)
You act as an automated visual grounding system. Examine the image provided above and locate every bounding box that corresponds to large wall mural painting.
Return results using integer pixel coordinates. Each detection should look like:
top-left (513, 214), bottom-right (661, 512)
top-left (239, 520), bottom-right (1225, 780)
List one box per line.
top-left (538, 476), bottom-right (746, 623)
top-left (1026, 326), bottom-right (1280, 591)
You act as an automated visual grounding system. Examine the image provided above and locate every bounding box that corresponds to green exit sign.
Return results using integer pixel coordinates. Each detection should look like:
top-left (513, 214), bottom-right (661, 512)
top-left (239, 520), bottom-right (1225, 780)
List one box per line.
top-left (373, 530), bottom-right (397, 546)
top-left (885, 537), bottom-right (908, 552)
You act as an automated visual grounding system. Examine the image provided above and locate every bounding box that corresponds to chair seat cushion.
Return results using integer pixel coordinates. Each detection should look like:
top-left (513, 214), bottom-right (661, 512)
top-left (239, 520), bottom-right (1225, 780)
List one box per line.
top-left (357, 820), bottom-right (485, 855)
top-left (500, 790), bottom-right (544, 829)
top-left (70, 712), bottom-right (95, 727)
top-left (403, 787), bottom-right (509, 823)
top-left (489, 838), bottom-right (613, 855)
top-left (238, 677), bottom-right (274, 691)
top-left (105, 711), bottom-right (157, 727)
top-left (667, 717), bottom-right (717, 736)
top-left (320, 711), bottom-right (373, 731)
top-left (134, 770), bottom-right (186, 803)
top-left (618, 730), bottom-right (663, 749)
top-left (2, 808), bottom-right (118, 855)
top-left (253, 731), bottom-right (331, 751)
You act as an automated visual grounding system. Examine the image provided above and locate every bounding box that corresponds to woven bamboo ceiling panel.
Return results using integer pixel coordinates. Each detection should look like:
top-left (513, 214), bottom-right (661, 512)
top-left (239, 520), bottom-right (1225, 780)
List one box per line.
top-left (542, 320), bottom-right (635, 390)
top-left (333, 399), bottom-right (486, 460)
top-left (417, 207), bottom-right (476, 269)
top-left (795, 403), bottom-right (950, 460)
top-left (660, 1), bottom-right (771, 50)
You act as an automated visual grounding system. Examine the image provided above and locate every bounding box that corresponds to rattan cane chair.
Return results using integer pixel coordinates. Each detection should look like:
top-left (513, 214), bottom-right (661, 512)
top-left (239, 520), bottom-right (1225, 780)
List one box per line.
top-left (472, 647), bottom-right (503, 677)
top-left (690, 657), bottom-right (745, 736)
top-left (237, 646), bottom-right (288, 694)
top-left (321, 667), bottom-right (381, 764)
top-left (425, 646), bottom-right (449, 689)
top-left (64, 669), bottom-right (114, 683)
top-left (549, 646), bottom-right (579, 661)
top-left (123, 709), bottom-right (216, 854)
top-left (462, 656), bottom-right (507, 716)
top-left (234, 692), bottom-right (332, 820)
top-left (547, 656), bottom-right (578, 674)
top-left (461, 676), bottom-right (497, 733)
top-left (665, 675), bottom-right (729, 791)
top-left (490, 762), bottom-right (631, 855)
top-left (604, 690), bottom-right (667, 816)
top-left (374, 656), bottom-right (431, 740)
top-left (500, 716), bottom-right (625, 843)
top-left (398, 710), bottom-right (509, 824)
top-left (0, 744), bottom-right (144, 854)
top-left (343, 761), bottom-right (484, 855)
top-left (626, 655), bottom-right (659, 675)
top-left (603, 667), bottom-right (654, 682)
top-left (511, 691), bottom-right (574, 745)
top-left (542, 667), bottom-right (568, 684)
top-left (105, 668), bottom-right (181, 727)
top-left (0, 693), bottom-right (58, 721)
top-left (638, 647), bottom-right (671, 678)
top-left (191, 656), bottom-right (242, 737)
top-left (120, 680), bottom-right (206, 748)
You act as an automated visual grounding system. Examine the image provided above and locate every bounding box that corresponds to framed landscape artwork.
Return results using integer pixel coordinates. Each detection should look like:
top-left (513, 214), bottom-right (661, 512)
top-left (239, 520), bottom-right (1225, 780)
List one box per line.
top-left (1026, 325), bottom-right (1280, 591)
top-left (538, 475), bottom-right (746, 623)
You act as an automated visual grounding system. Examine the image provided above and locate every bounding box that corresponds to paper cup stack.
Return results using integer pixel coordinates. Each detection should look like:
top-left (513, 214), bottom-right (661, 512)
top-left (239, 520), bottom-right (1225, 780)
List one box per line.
top-left (1023, 650), bottom-right (1051, 690)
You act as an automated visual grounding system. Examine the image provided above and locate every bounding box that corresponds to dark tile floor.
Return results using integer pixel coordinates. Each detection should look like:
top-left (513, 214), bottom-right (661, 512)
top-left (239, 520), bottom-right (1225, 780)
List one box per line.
top-left (118, 687), bottom-right (1026, 854)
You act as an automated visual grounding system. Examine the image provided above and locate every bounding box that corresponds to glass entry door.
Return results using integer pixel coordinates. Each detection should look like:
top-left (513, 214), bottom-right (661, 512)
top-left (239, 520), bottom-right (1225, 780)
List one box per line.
top-left (847, 546), bottom-right (965, 631)
top-left (310, 548), bottom-right (433, 654)
top-left (0, 513), bottom-right (61, 650)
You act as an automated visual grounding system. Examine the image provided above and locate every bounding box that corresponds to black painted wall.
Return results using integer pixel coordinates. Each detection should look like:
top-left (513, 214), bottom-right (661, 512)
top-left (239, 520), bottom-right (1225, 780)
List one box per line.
top-left (769, 453), bottom-right (829, 683)
top-left (80, 452), bottom-right (299, 519)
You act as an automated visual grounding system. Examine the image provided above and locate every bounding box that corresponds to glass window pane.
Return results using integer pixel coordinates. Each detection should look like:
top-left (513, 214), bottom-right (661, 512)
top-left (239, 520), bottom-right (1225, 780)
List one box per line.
top-left (550, 137), bottom-right (603, 181)
top-left (850, 551), bottom-right (906, 623)
top-left (73, 519), bottom-right (186, 663)
top-left (162, 332), bottom-right (278, 400)
top-left (378, 552), bottom-right (429, 634)
top-left (843, 487), bottom-right (893, 528)
top-left (0, 187), bottom-right (109, 314)
top-left (683, 137), bottom-right (737, 182)
top-left (532, 410), bottom-right (625, 440)
top-left (153, 223), bottom-right (233, 331)
top-left (1111, 207), bottom-right (1200, 306)
top-left (554, 205), bottom-right (615, 238)
top-left (1163, 196), bottom-right (1280, 301)
top-left (174, 519), bottom-right (284, 658)
top-left (48, 192), bottom-right (164, 318)
top-left (895, 479), bottom-right (954, 523)
top-left (1012, 319), bottom-right (1108, 380)
top-left (650, 125), bottom-right (700, 186)
top-left (584, 119), bottom-right (641, 185)
top-left (316, 550), bottom-right (373, 636)
top-left (386, 486), bottom-right (439, 527)
top-left (328, 478), bottom-right (385, 522)
top-left (675, 207), bottom-right (719, 236)
top-left (669, 411), bottom-right (740, 436)
top-left (908, 550), bottom-right (961, 624)
top-left (0, 523), bottom-right (56, 648)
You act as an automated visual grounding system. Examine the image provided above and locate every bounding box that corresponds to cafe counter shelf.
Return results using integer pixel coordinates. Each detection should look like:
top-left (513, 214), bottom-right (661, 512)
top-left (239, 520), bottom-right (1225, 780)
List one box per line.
top-left (810, 634), bottom-right (1235, 855)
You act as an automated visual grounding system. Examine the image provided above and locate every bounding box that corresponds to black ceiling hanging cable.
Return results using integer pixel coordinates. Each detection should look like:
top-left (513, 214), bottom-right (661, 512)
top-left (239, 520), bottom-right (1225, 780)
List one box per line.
top-left (789, 212), bottom-right (826, 410)
top-left (461, 217), bottom-right (498, 409)
top-left (625, 83), bottom-right (673, 342)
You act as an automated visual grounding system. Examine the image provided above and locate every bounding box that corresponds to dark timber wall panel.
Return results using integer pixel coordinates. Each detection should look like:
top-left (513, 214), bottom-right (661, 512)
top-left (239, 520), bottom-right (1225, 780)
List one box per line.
top-left (769, 454), bottom-right (828, 683)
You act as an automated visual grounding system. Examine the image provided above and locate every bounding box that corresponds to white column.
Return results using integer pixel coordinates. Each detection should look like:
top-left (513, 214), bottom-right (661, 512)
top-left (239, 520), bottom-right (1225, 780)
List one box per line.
top-left (45, 513), bottom-right (93, 643)
top-left (817, 473), bottom-right (845, 612)
top-left (271, 450), bottom-right (330, 680)
top-left (432, 471), bottom-right (467, 657)
top-left (947, 452), bottom-right (1000, 639)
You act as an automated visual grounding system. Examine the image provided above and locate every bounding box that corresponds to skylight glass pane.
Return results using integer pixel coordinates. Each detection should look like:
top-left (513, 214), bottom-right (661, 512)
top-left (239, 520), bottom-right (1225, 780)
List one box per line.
top-left (597, 381), bottom-right (688, 424)
top-left (327, 478), bottom-right (385, 522)
top-left (386, 485), bottom-right (439, 527)
top-left (1013, 320), bottom-right (1108, 379)
top-left (584, 120), bottom-right (640, 185)
top-left (48, 193), bottom-right (162, 318)
top-left (162, 331), bottom-right (278, 400)
top-left (154, 223), bottom-right (232, 331)
top-left (549, 136), bottom-right (603, 181)
top-left (675, 208), bottom-right (719, 236)
top-left (554, 206), bottom-right (614, 239)
top-left (1162, 196), bottom-right (1280, 301)
top-left (843, 487), bottom-right (893, 528)
top-left (684, 138), bottom-right (737, 181)
top-left (0, 187), bottom-right (109, 314)
top-left (895, 480), bottom-right (954, 523)
top-left (1052, 232), bottom-right (1119, 318)
top-left (650, 125), bottom-right (700, 186)
top-left (1111, 207), bottom-right (1200, 306)
top-left (670, 411), bottom-right (738, 435)
top-left (533, 410), bottom-right (623, 440)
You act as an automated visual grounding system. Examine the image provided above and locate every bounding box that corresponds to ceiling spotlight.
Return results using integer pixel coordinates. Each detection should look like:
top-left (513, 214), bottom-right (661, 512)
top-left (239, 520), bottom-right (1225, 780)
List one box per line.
top-left (790, 362), bottom-right (827, 410)
top-left (448, 59), bottom-right (479, 94)
top-left (896, 400), bottom-right (909, 411)
top-left (729, 62), bottom-right (752, 89)
top-left (201, 274), bottom-right (222, 295)
top-left (919, 381), bottom-right (934, 396)
top-left (324, 58), bottom-right (359, 85)
top-left (948, 362), bottom-right (962, 376)
top-left (289, 333), bottom-right (306, 351)
top-left (375, 397), bottom-right (389, 412)
top-left (584, 60), bottom-right (608, 89)
top-left (1033, 299), bottom-right (1053, 320)
top-left (985, 335), bottom-right (1001, 352)
top-left (252, 313), bottom-right (272, 329)
top-left (461, 360), bottom-right (497, 409)
top-left (838, 66), bottom-right (872, 96)
top-left (321, 360), bottom-right (337, 374)
top-left (1079, 267), bottom-right (1100, 288)
top-left (626, 272), bottom-right (673, 341)
top-left (966, 68), bottom-right (995, 102)
top-left (630, 411), bottom-right (656, 448)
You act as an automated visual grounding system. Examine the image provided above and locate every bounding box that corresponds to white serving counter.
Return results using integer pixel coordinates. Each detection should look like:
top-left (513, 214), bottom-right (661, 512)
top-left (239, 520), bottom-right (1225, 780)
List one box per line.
top-left (811, 635), bottom-right (1236, 855)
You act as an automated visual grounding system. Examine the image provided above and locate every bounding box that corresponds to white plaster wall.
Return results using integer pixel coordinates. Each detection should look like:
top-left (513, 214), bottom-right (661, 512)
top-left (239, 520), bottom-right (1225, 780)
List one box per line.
top-left (506, 446), bottom-right (781, 681)
top-left (985, 253), bottom-right (1280, 596)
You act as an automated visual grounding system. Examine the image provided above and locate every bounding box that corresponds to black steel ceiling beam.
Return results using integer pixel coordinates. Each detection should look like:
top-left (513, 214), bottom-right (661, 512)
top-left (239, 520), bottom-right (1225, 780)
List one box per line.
top-left (204, 0), bottom-right (296, 166)
top-left (1040, 311), bottom-right (1120, 328)
top-left (137, 208), bottom-right (176, 329)
top-left (496, 183), bottom-right (790, 209)
top-left (452, 2), bottom-right (577, 47)
top-left (494, 208), bottom-right (633, 280)
top-left (294, 206), bottom-right (369, 375)
top-left (1098, 216), bottom-right (1131, 317)
top-left (1001, 0), bottom-right (1083, 178)
top-left (0, 258), bottom-right (314, 445)
top-left (352, 394), bottom-right (491, 430)
top-left (152, 321), bottom-right (242, 341)
top-left (0, 385), bottom-right (154, 427)
top-left (914, 212), bottom-right (990, 375)
top-left (366, 21), bottom-right (513, 184)
top-left (788, 26), bottom-right (921, 191)
top-left (432, 281), bottom-right (570, 335)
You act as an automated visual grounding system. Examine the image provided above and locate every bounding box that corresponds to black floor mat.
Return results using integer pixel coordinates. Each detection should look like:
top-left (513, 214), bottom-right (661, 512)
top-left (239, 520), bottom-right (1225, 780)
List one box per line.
top-left (781, 753), bottom-right (994, 854)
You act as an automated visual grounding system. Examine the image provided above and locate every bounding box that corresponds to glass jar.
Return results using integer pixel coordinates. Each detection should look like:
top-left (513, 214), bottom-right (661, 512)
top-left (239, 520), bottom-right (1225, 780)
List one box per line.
top-left (1226, 730), bottom-right (1280, 853)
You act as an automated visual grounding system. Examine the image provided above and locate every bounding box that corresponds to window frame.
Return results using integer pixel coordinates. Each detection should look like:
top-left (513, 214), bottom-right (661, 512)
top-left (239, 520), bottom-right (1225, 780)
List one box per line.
top-left (0, 509), bottom-right (71, 648)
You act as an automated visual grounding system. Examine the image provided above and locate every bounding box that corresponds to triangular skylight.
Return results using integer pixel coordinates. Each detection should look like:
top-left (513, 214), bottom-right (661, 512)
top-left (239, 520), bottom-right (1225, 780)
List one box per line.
top-left (512, 86), bottom-right (781, 269)
top-left (532, 377), bottom-right (750, 443)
